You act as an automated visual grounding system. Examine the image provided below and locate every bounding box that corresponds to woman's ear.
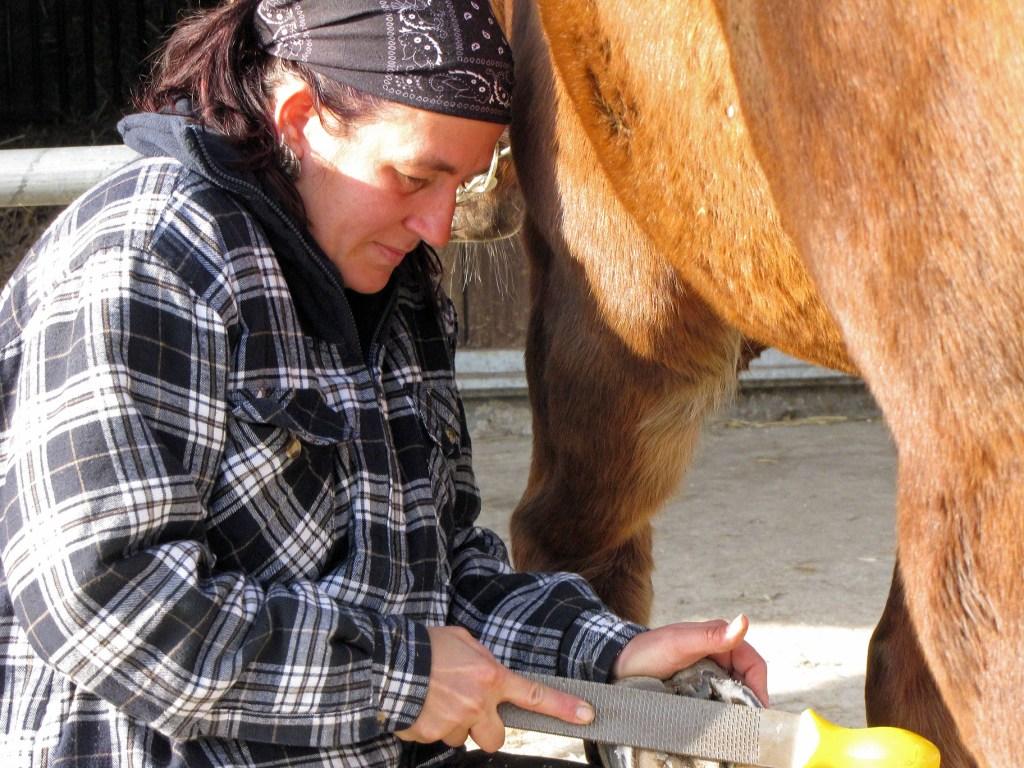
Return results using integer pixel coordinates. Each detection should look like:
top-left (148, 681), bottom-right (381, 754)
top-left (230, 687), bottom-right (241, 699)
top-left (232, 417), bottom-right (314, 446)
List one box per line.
top-left (272, 79), bottom-right (316, 160)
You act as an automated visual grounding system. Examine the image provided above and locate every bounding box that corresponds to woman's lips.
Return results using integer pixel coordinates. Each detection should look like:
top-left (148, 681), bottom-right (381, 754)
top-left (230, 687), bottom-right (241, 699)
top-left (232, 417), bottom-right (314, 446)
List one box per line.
top-left (375, 242), bottom-right (409, 266)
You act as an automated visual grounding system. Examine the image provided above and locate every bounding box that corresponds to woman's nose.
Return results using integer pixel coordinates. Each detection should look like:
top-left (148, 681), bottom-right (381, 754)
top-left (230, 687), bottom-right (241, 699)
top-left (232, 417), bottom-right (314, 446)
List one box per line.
top-left (406, 189), bottom-right (458, 248)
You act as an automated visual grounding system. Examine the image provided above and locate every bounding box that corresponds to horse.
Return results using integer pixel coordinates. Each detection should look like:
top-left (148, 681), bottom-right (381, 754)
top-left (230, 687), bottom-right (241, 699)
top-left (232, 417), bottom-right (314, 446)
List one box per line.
top-left (495, 2), bottom-right (1024, 766)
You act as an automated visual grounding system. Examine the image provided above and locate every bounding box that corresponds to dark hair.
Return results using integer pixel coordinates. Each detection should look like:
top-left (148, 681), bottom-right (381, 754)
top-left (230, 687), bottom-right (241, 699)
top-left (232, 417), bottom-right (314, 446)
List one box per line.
top-left (135, 0), bottom-right (384, 228)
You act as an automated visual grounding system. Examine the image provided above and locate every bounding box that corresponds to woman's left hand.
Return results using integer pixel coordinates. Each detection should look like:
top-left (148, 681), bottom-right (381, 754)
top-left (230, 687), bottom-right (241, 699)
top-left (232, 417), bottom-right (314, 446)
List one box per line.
top-left (612, 614), bottom-right (769, 706)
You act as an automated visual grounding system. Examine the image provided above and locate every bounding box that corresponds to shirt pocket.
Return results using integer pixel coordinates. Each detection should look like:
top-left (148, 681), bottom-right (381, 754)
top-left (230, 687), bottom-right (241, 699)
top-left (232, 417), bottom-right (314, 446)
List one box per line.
top-left (414, 382), bottom-right (464, 521)
top-left (416, 383), bottom-right (463, 459)
top-left (208, 387), bottom-right (357, 583)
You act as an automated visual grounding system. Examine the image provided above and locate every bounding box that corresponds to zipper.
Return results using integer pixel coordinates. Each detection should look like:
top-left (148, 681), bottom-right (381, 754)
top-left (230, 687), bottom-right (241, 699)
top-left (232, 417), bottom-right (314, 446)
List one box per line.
top-left (365, 279), bottom-right (401, 372)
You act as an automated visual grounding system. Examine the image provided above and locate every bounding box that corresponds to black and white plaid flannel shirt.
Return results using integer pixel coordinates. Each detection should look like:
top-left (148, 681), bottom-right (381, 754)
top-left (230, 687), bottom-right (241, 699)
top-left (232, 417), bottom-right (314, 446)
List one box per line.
top-left (0, 116), bottom-right (644, 767)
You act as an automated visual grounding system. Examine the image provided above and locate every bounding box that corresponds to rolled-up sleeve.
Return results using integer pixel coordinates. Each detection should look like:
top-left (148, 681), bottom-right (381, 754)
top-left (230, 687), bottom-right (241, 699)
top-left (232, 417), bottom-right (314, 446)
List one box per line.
top-left (0, 245), bottom-right (430, 747)
top-left (443, 397), bottom-right (645, 683)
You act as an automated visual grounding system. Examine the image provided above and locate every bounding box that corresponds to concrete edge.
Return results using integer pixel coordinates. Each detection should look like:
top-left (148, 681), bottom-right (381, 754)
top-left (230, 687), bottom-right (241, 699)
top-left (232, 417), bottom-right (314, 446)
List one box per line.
top-left (457, 348), bottom-right (881, 438)
top-left (455, 347), bottom-right (856, 398)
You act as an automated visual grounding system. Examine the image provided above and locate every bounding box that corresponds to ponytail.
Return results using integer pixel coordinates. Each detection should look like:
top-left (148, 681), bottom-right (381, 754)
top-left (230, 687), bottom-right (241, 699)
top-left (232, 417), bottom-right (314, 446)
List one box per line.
top-left (136, 0), bottom-right (297, 214)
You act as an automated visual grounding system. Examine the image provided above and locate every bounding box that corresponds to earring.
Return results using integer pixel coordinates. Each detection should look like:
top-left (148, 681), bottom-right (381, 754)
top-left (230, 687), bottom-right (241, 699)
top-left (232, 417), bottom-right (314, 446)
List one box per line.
top-left (277, 135), bottom-right (301, 181)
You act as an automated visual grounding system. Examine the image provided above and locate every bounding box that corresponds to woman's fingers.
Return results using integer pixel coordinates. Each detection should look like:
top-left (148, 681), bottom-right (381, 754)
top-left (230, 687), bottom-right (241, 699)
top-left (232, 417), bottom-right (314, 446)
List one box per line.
top-left (500, 670), bottom-right (595, 725)
top-left (469, 709), bottom-right (508, 752)
top-left (396, 626), bottom-right (594, 751)
top-left (723, 613), bottom-right (748, 644)
top-left (711, 640), bottom-right (769, 706)
top-left (704, 615), bottom-right (769, 705)
top-left (469, 672), bottom-right (593, 753)
top-left (441, 727), bottom-right (471, 748)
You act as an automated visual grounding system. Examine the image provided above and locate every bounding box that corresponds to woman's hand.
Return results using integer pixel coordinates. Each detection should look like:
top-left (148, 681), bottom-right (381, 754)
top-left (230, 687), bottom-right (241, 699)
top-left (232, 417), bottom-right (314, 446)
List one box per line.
top-left (396, 626), bottom-right (595, 752)
top-left (612, 614), bottom-right (769, 706)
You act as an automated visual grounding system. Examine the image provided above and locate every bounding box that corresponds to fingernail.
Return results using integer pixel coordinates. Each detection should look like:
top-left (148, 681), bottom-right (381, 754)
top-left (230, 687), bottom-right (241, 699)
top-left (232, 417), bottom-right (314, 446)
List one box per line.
top-left (726, 614), bottom-right (744, 636)
top-left (576, 703), bottom-right (595, 723)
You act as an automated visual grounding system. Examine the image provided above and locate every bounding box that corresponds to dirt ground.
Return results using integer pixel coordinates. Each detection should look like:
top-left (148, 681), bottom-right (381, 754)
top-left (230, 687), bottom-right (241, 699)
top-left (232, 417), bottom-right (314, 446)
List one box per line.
top-left (470, 416), bottom-right (898, 761)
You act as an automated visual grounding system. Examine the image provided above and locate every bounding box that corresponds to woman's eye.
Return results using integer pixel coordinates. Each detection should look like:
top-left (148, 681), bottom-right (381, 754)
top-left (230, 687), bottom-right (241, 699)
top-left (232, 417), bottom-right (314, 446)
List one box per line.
top-left (397, 171), bottom-right (427, 190)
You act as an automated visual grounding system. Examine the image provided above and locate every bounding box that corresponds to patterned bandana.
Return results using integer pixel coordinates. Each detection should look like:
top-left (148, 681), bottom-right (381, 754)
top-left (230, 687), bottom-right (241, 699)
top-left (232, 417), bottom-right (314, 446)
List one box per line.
top-left (255, 0), bottom-right (514, 124)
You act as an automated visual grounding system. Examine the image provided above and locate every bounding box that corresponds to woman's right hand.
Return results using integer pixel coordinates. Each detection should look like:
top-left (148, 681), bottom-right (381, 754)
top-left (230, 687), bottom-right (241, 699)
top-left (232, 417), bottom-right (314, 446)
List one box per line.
top-left (395, 626), bottom-right (595, 752)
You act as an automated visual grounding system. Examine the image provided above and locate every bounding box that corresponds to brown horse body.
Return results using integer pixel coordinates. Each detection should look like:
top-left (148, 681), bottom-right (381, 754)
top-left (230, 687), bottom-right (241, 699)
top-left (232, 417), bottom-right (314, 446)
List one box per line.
top-left (502, 2), bottom-right (1024, 766)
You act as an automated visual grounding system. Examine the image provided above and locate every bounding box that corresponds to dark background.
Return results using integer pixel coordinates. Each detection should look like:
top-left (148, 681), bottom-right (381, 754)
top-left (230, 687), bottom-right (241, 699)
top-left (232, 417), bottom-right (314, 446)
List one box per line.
top-left (1, 0), bottom-right (214, 130)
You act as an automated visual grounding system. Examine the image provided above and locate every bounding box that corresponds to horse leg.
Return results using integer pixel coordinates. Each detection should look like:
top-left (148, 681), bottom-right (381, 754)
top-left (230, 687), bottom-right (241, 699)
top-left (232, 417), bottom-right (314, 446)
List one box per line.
top-left (511, 220), bottom-right (741, 623)
top-left (714, 3), bottom-right (1024, 763)
top-left (508, 0), bottom-right (743, 623)
top-left (866, 563), bottom-right (976, 768)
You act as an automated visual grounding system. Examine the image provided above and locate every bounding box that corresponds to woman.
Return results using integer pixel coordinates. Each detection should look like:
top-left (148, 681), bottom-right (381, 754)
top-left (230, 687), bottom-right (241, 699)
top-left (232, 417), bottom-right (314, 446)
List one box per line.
top-left (0, 1), bottom-right (767, 766)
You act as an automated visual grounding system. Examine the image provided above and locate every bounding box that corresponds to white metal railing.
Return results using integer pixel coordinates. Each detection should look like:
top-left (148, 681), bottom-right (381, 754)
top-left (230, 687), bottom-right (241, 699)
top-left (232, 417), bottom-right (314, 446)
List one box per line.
top-left (0, 145), bottom-right (138, 207)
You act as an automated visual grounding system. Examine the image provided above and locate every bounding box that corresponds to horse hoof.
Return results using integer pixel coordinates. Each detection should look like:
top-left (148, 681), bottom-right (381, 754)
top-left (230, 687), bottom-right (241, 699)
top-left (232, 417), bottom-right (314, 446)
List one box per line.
top-left (595, 659), bottom-right (762, 768)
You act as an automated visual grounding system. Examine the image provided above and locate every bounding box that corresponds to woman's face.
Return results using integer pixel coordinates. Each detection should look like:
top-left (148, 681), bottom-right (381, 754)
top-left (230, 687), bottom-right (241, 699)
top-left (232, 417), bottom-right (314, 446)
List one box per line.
top-left (294, 101), bottom-right (505, 294)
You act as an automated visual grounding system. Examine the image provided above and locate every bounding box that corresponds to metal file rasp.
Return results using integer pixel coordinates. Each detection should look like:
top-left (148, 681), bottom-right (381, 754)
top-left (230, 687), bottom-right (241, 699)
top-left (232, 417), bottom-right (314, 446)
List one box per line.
top-left (498, 673), bottom-right (940, 768)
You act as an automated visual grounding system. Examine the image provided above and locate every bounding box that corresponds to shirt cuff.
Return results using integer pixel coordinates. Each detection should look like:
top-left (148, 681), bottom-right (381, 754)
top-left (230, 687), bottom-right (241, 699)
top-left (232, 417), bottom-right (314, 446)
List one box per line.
top-left (560, 611), bottom-right (647, 683)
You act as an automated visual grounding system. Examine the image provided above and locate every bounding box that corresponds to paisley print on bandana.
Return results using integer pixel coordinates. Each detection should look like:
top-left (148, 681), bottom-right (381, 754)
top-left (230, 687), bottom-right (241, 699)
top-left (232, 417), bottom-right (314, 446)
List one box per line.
top-left (382, 0), bottom-right (512, 117)
top-left (256, 0), bottom-right (312, 62)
